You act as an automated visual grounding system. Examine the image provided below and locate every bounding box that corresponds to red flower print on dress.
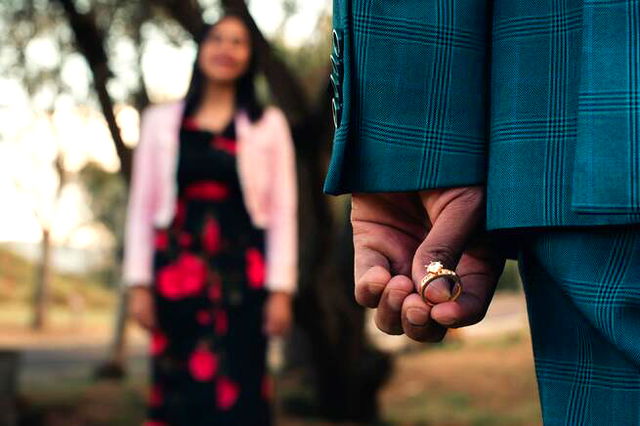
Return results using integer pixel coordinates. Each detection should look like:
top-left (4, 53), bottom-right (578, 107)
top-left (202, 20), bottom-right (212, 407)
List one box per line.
top-left (151, 331), bottom-right (168, 356)
top-left (196, 309), bottom-right (212, 325)
top-left (202, 217), bottom-right (221, 254)
top-left (211, 136), bottom-right (237, 155)
top-left (156, 264), bottom-right (182, 300)
top-left (180, 254), bottom-right (207, 295)
top-left (149, 385), bottom-right (163, 407)
top-left (214, 309), bottom-right (228, 336)
top-left (143, 421), bottom-right (168, 426)
top-left (216, 376), bottom-right (240, 410)
top-left (188, 347), bottom-right (219, 382)
top-left (184, 181), bottom-right (229, 201)
top-left (154, 230), bottom-right (169, 251)
top-left (246, 248), bottom-right (266, 289)
top-left (157, 254), bottom-right (207, 300)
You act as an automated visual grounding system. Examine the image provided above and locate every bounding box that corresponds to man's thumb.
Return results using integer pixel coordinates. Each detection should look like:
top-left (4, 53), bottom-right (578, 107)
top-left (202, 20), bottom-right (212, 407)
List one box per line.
top-left (412, 188), bottom-right (484, 304)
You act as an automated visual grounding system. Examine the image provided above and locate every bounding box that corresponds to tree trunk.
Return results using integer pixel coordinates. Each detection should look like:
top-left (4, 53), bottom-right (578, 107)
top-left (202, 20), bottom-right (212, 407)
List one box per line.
top-left (53, 0), bottom-right (134, 378)
top-left (31, 228), bottom-right (52, 330)
top-left (293, 110), bottom-right (392, 422)
top-left (54, 0), bottom-right (133, 180)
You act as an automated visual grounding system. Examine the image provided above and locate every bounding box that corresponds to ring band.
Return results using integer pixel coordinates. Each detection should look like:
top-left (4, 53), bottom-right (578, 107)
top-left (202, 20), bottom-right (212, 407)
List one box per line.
top-left (420, 261), bottom-right (463, 306)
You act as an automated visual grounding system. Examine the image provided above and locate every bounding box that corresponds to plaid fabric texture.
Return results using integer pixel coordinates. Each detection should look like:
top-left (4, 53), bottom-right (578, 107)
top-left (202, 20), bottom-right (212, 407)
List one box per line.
top-left (325, 0), bottom-right (490, 196)
top-left (324, 0), bottom-right (640, 231)
top-left (519, 227), bottom-right (640, 425)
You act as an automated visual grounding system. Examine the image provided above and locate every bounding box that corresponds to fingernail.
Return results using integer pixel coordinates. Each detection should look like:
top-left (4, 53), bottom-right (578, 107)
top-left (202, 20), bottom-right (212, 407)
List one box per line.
top-left (388, 291), bottom-right (404, 311)
top-left (425, 278), bottom-right (452, 304)
top-left (406, 308), bottom-right (429, 326)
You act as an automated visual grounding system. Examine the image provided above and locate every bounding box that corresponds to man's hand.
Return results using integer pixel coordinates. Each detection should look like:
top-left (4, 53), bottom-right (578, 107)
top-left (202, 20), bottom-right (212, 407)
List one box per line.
top-left (351, 187), bottom-right (504, 342)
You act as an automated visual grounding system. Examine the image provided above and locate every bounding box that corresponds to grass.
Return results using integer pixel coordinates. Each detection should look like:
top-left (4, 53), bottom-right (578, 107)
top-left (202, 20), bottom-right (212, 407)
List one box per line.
top-left (0, 302), bottom-right (116, 331)
top-left (0, 246), bottom-right (115, 309)
top-left (0, 246), bottom-right (115, 331)
top-left (380, 333), bottom-right (541, 426)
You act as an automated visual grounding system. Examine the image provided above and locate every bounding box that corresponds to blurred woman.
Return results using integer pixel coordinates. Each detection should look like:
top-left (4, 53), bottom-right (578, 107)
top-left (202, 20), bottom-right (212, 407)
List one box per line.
top-left (122, 13), bottom-right (298, 426)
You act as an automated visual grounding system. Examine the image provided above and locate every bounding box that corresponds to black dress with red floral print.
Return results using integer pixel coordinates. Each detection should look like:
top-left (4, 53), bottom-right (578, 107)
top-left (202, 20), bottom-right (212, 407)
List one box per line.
top-left (144, 117), bottom-right (273, 426)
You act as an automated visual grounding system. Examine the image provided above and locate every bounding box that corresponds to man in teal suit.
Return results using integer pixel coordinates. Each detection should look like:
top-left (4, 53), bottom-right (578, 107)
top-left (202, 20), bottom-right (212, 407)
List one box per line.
top-left (325, 0), bottom-right (640, 424)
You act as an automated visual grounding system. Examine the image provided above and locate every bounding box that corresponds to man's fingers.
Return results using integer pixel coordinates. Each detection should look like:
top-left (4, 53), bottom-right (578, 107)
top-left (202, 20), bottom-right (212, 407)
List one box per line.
top-left (353, 231), bottom-right (415, 308)
top-left (352, 193), bottom-right (427, 309)
top-left (401, 293), bottom-right (447, 342)
top-left (355, 264), bottom-right (391, 308)
top-left (353, 225), bottom-right (419, 308)
top-left (412, 187), bottom-right (485, 300)
top-left (429, 291), bottom-right (487, 328)
top-left (422, 277), bottom-right (455, 304)
top-left (430, 250), bottom-right (504, 328)
top-left (374, 275), bottom-right (414, 335)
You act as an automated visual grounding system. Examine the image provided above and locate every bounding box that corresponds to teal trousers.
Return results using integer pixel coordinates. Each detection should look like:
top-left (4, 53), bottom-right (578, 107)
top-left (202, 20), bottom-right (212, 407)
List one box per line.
top-left (519, 227), bottom-right (640, 425)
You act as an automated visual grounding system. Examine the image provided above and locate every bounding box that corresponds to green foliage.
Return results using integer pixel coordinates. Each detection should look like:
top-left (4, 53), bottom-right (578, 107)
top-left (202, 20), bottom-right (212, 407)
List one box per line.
top-left (78, 161), bottom-right (127, 241)
top-left (0, 0), bottom-right (74, 110)
top-left (78, 161), bottom-right (128, 285)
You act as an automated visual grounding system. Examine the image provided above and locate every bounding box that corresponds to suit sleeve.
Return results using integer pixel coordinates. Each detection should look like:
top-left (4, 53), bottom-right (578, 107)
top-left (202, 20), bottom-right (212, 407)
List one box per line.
top-left (264, 109), bottom-right (299, 294)
top-left (324, 0), bottom-right (491, 194)
top-left (122, 108), bottom-right (158, 287)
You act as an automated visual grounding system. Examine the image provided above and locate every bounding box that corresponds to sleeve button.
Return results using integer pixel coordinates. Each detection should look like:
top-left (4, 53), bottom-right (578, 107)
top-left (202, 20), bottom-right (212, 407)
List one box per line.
top-left (332, 97), bottom-right (342, 128)
top-left (332, 29), bottom-right (343, 58)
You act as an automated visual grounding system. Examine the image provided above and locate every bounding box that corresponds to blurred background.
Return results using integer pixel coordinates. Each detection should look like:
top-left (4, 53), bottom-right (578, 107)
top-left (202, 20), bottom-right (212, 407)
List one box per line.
top-left (0, 1), bottom-right (541, 425)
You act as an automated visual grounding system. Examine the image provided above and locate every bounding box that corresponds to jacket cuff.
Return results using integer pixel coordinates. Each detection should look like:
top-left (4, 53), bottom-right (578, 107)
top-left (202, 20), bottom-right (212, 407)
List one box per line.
top-left (324, 136), bottom-right (487, 195)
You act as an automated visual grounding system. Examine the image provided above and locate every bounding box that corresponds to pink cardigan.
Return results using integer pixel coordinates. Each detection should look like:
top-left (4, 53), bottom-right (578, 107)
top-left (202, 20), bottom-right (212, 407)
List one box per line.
top-left (122, 101), bottom-right (298, 293)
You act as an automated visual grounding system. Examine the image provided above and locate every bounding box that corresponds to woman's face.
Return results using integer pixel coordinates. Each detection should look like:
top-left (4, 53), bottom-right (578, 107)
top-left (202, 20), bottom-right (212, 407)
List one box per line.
top-left (198, 17), bottom-right (252, 84)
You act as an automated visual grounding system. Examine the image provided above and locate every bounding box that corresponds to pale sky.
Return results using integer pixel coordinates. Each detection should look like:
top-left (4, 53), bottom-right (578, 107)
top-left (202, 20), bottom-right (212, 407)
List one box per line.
top-left (0, 1), bottom-right (331, 248)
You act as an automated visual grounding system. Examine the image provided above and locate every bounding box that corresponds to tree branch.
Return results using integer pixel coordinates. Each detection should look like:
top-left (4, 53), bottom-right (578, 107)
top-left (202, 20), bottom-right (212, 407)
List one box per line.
top-left (145, 0), bottom-right (204, 38)
top-left (54, 0), bottom-right (133, 181)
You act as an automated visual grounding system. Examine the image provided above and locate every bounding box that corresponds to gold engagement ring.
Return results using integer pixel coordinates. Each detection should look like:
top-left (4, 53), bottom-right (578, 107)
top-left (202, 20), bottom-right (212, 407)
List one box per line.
top-left (420, 261), bottom-right (462, 306)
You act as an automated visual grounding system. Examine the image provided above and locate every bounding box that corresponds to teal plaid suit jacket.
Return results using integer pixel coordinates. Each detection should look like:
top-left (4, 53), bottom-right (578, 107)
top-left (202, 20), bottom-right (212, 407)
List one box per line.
top-left (325, 0), bottom-right (640, 231)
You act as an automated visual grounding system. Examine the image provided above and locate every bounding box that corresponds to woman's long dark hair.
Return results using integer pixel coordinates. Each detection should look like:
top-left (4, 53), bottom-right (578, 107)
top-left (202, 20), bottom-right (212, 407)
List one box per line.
top-left (182, 13), bottom-right (264, 123)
